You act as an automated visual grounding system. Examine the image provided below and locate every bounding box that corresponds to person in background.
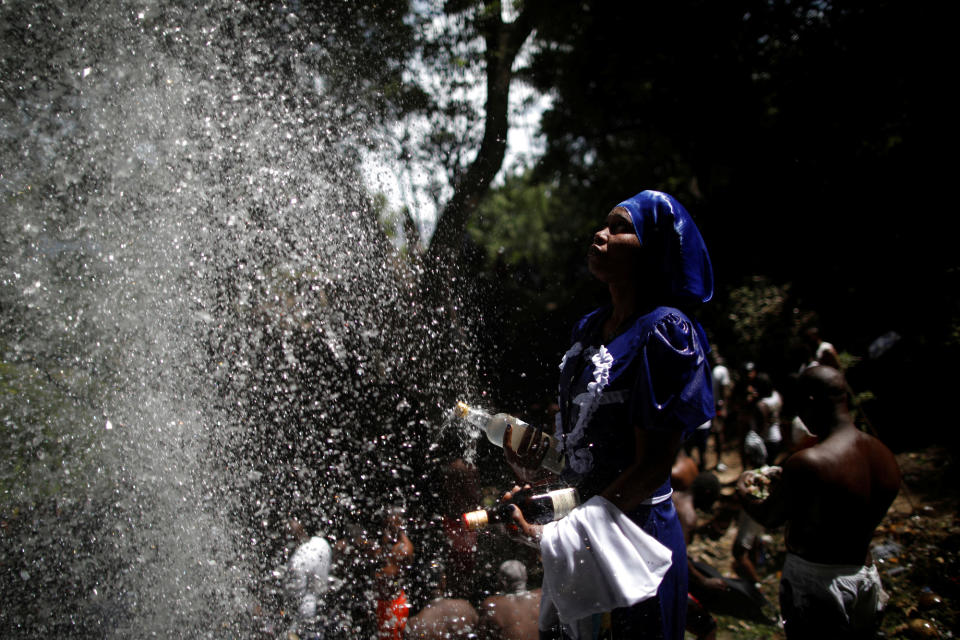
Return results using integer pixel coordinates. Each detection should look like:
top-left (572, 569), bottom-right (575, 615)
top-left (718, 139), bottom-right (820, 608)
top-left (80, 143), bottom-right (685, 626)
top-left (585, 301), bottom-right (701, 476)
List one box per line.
top-left (671, 450), bottom-right (721, 640)
top-left (284, 518), bottom-right (334, 639)
top-left (438, 458), bottom-right (482, 599)
top-left (731, 402), bottom-right (772, 587)
top-left (725, 361), bottom-right (758, 460)
top-left (374, 506), bottom-right (416, 640)
top-left (801, 327), bottom-right (842, 371)
top-left (503, 189), bottom-right (715, 639)
top-left (710, 350), bottom-right (733, 472)
top-left (404, 562), bottom-right (478, 640)
top-left (754, 372), bottom-right (784, 466)
top-left (477, 559), bottom-right (543, 640)
top-left (737, 365), bottom-right (900, 638)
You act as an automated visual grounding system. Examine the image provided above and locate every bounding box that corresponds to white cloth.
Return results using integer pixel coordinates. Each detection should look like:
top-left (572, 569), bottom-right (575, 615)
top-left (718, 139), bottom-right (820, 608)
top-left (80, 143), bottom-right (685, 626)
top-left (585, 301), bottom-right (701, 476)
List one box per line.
top-left (712, 364), bottom-right (731, 400)
top-left (538, 495), bottom-right (673, 635)
top-left (743, 430), bottom-right (768, 468)
top-left (816, 341), bottom-right (836, 363)
top-left (790, 415), bottom-right (814, 443)
top-left (759, 390), bottom-right (783, 445)
top-left (781, 552), bottom-right (888, 633)
top-left (287, 536), bottom-right (332, 623)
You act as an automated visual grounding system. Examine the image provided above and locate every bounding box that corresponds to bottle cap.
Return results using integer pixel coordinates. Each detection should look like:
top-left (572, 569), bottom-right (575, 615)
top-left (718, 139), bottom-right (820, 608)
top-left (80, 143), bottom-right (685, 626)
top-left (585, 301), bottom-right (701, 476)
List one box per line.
top-left (454, 401), bottom-right (470, 418)
top-left (462, 509), bottom-right (489, 530)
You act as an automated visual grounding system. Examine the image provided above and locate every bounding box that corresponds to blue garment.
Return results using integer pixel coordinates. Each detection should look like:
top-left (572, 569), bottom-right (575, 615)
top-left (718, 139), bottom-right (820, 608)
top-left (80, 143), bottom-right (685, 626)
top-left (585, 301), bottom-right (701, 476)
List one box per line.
top-left (555, 305), bottom-right (714, 640)
top-left (615, 190), bottom-right (713, 310)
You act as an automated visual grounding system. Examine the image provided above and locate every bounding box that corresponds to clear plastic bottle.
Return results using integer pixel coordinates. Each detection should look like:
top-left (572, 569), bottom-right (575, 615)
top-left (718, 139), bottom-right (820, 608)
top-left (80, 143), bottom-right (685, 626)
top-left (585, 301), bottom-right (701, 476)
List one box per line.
top-left (462, 486), bottom-right (580, 530)
top-left (454, 401), bottom-right (566, 474)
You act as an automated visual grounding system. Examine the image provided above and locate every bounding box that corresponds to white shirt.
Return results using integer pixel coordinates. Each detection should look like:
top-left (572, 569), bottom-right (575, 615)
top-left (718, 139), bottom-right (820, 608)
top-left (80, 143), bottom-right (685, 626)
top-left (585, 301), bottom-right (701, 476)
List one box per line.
top-left (712, 364), bottom-right (731, 401)
top-left (287, 536), bottom-right (332, 623)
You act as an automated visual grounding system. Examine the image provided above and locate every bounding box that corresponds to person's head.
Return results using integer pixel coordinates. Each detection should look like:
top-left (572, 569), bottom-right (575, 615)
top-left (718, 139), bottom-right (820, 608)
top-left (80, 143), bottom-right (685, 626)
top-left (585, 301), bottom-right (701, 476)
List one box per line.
top-left (498, 559), bottom-right (527, 593)
top-left (588, 190), bottom-right (713, 309)
top-left (754, 372), bottom-right (773, 399)
top-left (379, 504), bottom-right (407, 540)
top-left (796, 365), bottom-right (849, 436)
top-left (691, 471), bottom-right (721, 512)
top-left (803, 327), bottom-right (823, 348)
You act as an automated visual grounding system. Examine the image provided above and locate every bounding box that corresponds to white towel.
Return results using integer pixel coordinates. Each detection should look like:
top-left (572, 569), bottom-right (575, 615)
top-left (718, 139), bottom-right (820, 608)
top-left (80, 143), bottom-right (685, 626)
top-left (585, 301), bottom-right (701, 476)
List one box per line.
top-left (538, 495), bottom-right (673, 635)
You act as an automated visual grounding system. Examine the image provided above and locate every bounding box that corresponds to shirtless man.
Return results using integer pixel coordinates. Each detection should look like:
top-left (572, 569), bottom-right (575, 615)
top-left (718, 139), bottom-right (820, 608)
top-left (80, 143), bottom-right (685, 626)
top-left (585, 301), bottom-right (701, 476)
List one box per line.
top-left (737, 365), bottom-right (900, 638)
top-left (477, 560), bottom-right (542, 640)
top-left (405, 564), bottom-right (478, 639)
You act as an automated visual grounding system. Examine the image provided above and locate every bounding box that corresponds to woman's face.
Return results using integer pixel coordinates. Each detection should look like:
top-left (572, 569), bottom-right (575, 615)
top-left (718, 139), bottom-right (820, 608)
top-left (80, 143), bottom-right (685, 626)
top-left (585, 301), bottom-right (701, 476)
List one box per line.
top-left (587, 206), bottom-right (642, 283)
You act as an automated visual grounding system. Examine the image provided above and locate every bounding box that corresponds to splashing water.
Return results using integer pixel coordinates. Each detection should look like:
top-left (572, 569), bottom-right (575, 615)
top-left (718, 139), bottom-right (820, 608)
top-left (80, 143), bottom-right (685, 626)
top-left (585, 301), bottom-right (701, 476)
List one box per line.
top-left (1, 2), bottom-right (484, 637)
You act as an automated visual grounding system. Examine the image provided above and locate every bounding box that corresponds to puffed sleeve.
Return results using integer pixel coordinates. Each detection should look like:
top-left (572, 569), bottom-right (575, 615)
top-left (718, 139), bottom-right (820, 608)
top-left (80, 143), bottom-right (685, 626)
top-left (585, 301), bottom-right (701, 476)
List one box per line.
top-left (629, 311), bottom-right (713, 436)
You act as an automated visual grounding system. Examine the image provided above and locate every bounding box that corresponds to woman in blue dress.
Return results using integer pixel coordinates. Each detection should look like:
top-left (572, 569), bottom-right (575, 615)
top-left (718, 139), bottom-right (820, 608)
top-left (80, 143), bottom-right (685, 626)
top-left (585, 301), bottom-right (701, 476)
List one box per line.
top-left (504, 190), bottom-right (715, 639)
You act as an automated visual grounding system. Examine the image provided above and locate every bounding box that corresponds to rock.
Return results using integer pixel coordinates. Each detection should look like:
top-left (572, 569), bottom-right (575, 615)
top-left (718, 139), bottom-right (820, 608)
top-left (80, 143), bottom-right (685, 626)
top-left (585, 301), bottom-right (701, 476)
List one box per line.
top-left (917, 588), bottom-right (943, 611)
top-left (907, 618), bottom-right (939, 638)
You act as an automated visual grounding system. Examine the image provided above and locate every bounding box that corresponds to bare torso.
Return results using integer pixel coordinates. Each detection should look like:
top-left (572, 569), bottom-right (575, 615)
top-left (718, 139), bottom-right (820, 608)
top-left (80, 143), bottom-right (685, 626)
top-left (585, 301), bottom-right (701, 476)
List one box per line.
top-left (406, 597), bottom-right (478, 639)
top-left (784, 428), bottom-right (900, 565)
top-left (671, 453), bottom-right (699, 543)
top-left (478, 589), bottom-right (542, 640)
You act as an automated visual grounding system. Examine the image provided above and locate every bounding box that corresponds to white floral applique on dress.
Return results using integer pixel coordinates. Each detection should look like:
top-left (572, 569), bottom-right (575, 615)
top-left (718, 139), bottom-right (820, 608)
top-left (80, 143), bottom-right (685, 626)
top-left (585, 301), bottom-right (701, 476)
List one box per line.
top-left (575, 345), bottom-right (612, 434)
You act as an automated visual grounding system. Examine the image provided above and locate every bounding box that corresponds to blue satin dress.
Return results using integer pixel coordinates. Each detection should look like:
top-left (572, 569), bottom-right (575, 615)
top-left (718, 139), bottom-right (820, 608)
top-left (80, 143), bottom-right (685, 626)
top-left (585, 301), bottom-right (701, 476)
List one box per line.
top-left (555, 304), bottom-right (714, 640)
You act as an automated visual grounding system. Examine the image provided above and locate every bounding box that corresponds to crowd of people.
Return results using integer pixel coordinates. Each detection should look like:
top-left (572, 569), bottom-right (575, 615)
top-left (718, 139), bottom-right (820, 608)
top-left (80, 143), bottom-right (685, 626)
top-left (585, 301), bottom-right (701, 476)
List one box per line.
top-left (267, 189), bottom-right (901, 639)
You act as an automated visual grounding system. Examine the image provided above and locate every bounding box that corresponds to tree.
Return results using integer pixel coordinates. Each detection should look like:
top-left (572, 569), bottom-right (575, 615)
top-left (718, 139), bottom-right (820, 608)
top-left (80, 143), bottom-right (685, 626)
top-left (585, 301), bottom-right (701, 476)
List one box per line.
top-left (421, 1), bottom-right (539, 268)
top-left (467, 0), bottom-right (954, 446)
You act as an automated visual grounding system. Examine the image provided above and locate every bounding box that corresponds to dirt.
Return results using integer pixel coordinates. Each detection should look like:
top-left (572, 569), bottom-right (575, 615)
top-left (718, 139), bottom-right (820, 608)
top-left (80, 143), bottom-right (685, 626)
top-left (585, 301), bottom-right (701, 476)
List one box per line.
top-left (684, 445), bottom-right (959, 639)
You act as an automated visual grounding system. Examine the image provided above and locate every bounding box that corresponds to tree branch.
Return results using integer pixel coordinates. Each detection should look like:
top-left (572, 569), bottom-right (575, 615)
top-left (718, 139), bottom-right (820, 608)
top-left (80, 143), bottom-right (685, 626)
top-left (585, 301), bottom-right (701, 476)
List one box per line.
top-left (425, 1), bottom-right (537, 268)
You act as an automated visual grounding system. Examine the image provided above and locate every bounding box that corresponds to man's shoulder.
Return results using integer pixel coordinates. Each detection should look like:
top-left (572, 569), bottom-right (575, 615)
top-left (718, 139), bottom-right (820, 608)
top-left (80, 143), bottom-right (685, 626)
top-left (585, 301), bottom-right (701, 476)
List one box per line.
top-left (783, 446), bottom-right (829, 479)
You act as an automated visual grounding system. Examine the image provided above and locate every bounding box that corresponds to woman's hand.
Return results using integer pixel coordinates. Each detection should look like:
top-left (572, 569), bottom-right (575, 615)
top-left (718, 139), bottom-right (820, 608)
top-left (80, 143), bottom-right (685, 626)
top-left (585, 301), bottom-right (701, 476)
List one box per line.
top-left (503, 424), bottom-right (550, 484)
top-left (502, 485), bottom-right (544, 547)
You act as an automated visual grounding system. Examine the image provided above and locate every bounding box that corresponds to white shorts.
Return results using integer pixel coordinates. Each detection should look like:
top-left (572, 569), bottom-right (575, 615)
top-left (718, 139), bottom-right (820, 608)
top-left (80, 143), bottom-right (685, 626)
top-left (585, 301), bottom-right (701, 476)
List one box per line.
top-left (780, 552), bottom-right (888, 637)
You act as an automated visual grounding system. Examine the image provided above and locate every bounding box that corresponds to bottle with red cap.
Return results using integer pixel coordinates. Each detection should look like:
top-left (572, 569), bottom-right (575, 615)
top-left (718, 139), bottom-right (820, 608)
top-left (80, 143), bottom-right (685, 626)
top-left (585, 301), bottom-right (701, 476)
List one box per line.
top-left (462, 486), bottom-right (580, 531)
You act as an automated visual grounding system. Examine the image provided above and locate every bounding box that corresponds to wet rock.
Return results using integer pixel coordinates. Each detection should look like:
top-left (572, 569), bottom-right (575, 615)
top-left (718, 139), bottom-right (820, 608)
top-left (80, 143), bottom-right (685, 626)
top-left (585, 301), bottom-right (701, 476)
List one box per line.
top-left (907, 617), bottom-right (939, 638)
top-left (917, 588), bottom-right (943, 611)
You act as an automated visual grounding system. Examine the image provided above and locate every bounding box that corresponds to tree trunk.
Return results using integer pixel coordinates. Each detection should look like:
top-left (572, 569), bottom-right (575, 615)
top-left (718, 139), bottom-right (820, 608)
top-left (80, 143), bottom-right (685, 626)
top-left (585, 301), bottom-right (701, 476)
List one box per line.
top-left (425, 3), bottom-right (535, 270)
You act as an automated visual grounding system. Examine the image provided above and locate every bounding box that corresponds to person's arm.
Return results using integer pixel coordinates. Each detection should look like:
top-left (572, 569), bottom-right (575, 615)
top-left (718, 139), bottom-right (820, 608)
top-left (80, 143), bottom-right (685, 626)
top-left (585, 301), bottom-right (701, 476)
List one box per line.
top-left (737, 460), bottom-right (798, 529)
top-left (601, 425), bottom-right (682, 513)
top-left (688, 557), bottom-right (728, 593)
top-left (506, 425), bottom-right (681, 539)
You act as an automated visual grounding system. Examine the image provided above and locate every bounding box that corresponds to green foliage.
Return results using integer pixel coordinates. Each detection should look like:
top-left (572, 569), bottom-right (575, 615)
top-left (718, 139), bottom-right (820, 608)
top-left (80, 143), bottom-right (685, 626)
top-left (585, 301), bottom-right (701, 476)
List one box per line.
top-left (725, 276), bottom-right (791, 352)
top-left (469, 173), bottom-right (554, 267)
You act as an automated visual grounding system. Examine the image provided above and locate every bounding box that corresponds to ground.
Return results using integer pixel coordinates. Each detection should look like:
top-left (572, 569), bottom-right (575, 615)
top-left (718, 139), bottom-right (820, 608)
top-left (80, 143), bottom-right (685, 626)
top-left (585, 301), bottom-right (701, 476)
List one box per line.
top-left (685, 445), bottom-right (959, 639)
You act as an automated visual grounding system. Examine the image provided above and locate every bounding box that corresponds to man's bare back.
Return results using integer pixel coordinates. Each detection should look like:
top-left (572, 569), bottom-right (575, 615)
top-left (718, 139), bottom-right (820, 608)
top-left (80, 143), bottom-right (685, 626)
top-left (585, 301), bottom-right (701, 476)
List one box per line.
top-left (478, 590), bottom-right (542, 640)
top-left (739, 366), bottom-right (900, 637)
top-left (406, 596), bottom-right (478, 639)
top-left (782, 426), bottom-right (900, 564)
top-left (740, 365), bottom-right (901, 565)
top-left (477, 560), bottom-right (541, 640)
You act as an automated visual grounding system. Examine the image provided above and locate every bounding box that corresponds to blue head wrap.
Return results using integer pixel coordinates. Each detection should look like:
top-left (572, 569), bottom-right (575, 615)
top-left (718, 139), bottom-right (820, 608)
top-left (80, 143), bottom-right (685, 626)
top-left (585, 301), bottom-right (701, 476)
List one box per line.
top-left (615, 190), bottom-right (714, 309)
